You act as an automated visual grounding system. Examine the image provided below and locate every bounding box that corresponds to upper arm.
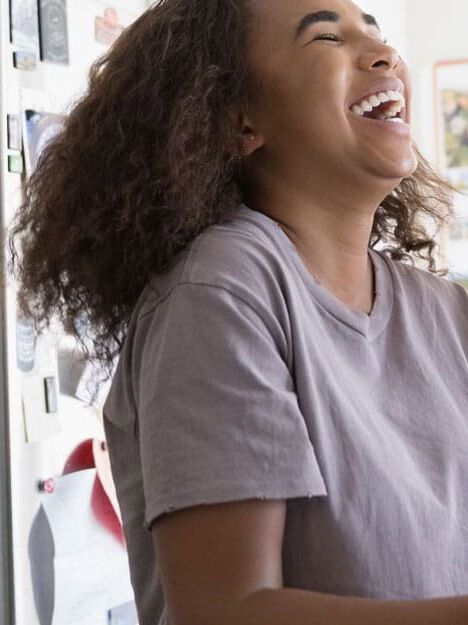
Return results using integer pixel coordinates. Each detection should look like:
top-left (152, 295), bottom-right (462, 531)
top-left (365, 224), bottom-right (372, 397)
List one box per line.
top-left (151, 498), bottom-right (286, 625)
top-left (137, 284), bottom-right (326, 533)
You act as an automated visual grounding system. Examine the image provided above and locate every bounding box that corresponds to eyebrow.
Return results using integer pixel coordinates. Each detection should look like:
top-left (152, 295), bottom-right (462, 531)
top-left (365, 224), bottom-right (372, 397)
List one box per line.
top-left (293, 10), bottom-right (380, 42)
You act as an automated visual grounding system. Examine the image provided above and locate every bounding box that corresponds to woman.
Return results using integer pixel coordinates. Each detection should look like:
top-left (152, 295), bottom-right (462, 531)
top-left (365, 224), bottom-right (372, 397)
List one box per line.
top-left (7, 0), bottom-right (468, 624)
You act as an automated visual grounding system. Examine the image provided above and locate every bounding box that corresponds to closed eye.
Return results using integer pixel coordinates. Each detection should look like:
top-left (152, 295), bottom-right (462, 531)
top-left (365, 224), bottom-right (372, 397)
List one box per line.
top-left (313, 33), bottom-right (342, 42)
top-left (311, 33), bottom-right (389, 44)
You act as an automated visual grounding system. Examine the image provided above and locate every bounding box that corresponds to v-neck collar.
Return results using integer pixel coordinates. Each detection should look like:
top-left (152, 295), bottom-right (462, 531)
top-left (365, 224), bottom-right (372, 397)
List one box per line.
top-left (237, 203), bottom-right (394, 342)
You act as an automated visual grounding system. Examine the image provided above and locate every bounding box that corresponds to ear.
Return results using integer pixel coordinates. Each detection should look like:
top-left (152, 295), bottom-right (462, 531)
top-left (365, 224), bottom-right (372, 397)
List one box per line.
top-left (226, 103), bottom-right (264, 158)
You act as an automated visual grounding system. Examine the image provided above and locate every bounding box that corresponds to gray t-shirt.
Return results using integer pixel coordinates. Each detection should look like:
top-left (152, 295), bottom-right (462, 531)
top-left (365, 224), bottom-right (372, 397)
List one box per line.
top-left (103, 203), bottom-right (468, 625)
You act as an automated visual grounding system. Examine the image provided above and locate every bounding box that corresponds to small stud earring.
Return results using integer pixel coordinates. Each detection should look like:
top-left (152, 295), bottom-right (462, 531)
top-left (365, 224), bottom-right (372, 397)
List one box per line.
top-left (243, 137), bottom-right (255, 151)
top-left (236, 136), bottom-right (255, 161)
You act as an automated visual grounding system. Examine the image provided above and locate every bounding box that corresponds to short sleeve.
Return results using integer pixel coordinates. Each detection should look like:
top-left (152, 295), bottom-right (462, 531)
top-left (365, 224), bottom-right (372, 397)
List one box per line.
top-left (136, 283), bottom-right (327, 531)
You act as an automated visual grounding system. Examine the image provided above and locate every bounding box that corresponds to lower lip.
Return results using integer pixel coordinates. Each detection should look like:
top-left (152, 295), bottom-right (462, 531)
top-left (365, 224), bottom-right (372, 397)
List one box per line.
top-left (349, 111), bottom-right (411, 134)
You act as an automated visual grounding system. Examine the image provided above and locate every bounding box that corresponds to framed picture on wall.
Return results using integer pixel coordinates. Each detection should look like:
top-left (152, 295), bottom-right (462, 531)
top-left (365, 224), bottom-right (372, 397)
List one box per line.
top-left (433, 59), bottom-right (468, 290)
top-left (433, 59), bottom-right (468, 191)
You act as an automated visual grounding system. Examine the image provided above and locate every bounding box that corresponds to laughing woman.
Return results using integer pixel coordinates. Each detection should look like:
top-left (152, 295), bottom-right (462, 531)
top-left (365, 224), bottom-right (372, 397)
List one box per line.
top-left (7, 0), bottom-right (468, 624)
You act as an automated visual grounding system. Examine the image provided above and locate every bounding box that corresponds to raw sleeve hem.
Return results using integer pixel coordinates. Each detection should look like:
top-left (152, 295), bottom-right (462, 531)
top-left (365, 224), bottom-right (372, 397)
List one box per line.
top-left (143, 478), bottom-right (328, 532)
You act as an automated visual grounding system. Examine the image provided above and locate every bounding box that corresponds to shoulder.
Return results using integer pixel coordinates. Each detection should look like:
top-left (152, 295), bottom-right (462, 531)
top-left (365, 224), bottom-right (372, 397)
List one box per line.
top-left (190, 221), bottom-right (284, 289)
top-left (140, 215), bottom-right (289, 323)
top-left (384, 251), bottom-right (468, 313)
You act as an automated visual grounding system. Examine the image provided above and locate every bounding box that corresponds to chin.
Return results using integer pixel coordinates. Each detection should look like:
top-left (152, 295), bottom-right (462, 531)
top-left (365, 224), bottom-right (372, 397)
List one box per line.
top-left (393, 156), bottom-right (419, 180)
top-left (372, 150), bottom-right (419, 181)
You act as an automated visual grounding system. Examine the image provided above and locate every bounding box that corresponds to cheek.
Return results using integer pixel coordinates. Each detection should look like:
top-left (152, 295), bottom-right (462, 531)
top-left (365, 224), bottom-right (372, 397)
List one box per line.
top-left (248, 80), bottom-right (303, 137)
top-left (248, 56), bottom-right (349, 143)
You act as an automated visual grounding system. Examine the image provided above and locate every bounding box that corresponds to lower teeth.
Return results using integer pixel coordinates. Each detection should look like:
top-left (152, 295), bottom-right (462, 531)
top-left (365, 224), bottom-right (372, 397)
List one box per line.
top-left (385, 117), bottom-right (404, 124)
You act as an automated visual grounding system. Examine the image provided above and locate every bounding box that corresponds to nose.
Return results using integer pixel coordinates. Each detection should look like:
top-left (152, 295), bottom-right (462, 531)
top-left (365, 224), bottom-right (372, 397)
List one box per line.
top-left (358, 44), bottom-right (401, 72)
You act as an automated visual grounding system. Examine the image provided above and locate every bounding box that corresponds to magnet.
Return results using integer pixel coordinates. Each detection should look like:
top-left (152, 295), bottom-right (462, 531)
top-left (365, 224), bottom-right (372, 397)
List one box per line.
top-left (16, 315), bottom-right (36, 371)
top-left (7, 114), bottom-right (21, 150)
top-left (44, 376), bottom-right (58, 413)
top-left (7, 153), bottom-right (24, 173)
top-left (12, 49), bottom-right (37, 70)
top-left (38, 478), bottom-right (55, 493)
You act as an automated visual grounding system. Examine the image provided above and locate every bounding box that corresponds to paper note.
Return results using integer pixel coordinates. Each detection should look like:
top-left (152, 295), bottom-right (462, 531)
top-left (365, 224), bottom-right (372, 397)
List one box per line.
top-left (39, 469), bottom-right (136, 625)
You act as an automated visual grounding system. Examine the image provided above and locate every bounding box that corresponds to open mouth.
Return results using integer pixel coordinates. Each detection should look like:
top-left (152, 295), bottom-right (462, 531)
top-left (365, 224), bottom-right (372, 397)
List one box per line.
top-left (349, 90), bottom-right (406, 124)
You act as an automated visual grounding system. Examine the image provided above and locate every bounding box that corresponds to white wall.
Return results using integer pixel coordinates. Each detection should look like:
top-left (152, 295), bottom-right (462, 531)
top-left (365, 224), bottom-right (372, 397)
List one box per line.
top-left (408, 0), bottom-right (468, 276)
top-left (406, 0), bottom-right (468, 162)
top-left (407, 0), bottom-right (468, 69)
top-left (405, 0), bottom-right (468, 275)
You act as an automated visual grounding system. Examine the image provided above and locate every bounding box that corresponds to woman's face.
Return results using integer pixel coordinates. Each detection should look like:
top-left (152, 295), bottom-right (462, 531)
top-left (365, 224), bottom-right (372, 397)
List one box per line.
top-left (243, 0), bottom-right (418, 188)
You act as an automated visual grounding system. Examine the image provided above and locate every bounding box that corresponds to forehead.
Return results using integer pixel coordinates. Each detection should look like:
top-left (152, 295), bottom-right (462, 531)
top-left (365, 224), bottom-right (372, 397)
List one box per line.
top-left (247, 0), bottom-right (367, 41)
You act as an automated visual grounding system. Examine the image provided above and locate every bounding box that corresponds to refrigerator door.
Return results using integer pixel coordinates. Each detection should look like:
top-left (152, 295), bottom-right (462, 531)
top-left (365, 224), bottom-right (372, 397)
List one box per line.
top-left (1, 2), bottom-right (151, 624)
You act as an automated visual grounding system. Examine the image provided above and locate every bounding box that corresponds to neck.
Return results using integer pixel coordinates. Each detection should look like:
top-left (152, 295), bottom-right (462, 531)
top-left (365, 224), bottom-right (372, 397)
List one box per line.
top-left (274, 219), bottom-right (376, 315)
top-left (245, 196), bottom-right (380, 315)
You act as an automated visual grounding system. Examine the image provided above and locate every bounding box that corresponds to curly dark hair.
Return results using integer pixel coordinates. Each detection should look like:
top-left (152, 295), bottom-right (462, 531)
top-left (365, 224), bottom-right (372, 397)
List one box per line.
top-left (5, 0), bottom-right (458, 400)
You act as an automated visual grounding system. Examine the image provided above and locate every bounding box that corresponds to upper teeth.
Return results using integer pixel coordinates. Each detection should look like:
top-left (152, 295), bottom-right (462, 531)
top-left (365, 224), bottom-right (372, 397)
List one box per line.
top-left (351, 90), bottom-right (405, 120)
